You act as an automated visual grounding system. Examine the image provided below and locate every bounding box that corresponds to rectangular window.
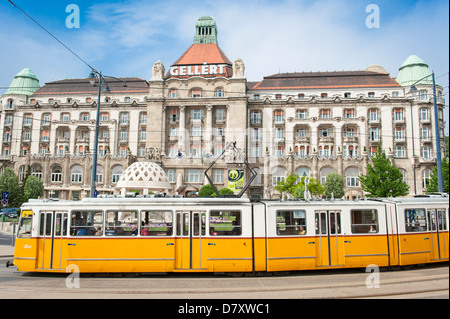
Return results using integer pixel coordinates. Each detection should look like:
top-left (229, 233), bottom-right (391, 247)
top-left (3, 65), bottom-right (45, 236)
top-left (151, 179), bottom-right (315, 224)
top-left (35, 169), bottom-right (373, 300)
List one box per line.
top-left (210, 210), bottom-right (241, 236)
top-left (140, 211), bottom-right (173, 236)
top-left (251, 111), bottom-right (261, 124)
top-left (71, 173), bottom-right (82, 183)
top-left (186, 169), bottom-right (202, 183)
top-left (351, 210), bottom-right (378, 233)
top-left (213, 169), bottom-right (223, 184)
top-left (296, 109), bottom-right (307, 119)
top-left (320, 109), bottom-right (331, 118)
top-left (405, 208), bottom-right (427, 232)
top-left (105, 210), bottom-right (138, 236)
top-left (276, 210), bottom-right (307, 236)
top-left (166, 169), bottom-right (175, 183)
top-left (216, 109), bottom-right (225, 122)
top-left (191, 109), bottom-right (204, 120)
top-left (394, 146), bottom-right (406, 158)
top-left (344, 109), bottom-right (355, 118)
top-left (71, 211), bottom-right (103, 236)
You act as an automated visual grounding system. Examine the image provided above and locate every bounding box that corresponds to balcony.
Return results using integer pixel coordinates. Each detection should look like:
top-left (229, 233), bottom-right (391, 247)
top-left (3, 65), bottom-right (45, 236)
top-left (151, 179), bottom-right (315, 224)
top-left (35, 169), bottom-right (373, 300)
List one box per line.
top-left (295, 136), bottom-right (310, 143)
top-left (343, 136), bottom-right (358, 143)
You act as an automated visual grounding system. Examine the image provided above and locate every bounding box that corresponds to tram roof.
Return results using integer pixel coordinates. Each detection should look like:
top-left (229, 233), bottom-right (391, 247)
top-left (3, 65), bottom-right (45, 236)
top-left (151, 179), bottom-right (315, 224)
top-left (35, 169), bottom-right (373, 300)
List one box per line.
top-left (22, 194), bottom-right (448, 209)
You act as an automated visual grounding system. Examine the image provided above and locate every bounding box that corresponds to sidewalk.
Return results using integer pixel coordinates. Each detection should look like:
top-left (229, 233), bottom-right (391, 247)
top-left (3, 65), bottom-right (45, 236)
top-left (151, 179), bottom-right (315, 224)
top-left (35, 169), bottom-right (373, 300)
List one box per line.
top-left (0, 227), bottom-right (15, 257)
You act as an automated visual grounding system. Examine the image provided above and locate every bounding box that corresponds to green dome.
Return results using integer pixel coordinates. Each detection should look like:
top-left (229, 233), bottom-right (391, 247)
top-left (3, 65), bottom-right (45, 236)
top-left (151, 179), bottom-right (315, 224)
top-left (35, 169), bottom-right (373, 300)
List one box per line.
top-left (396, 55), bottom-right (433, 87)
top-left (5, 68), bottom-right (40, 95)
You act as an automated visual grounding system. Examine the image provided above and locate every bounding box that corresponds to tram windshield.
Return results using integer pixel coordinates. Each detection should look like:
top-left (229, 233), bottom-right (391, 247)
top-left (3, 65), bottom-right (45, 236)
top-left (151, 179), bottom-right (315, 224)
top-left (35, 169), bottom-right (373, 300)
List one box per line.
top-left (17, 210), bottom-right (32, 238)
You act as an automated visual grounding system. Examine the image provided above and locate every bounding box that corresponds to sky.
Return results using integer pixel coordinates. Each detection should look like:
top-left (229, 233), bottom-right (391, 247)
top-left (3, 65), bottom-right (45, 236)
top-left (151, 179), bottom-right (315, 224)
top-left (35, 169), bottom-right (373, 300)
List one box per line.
top-left (0, 0), bottom-right (449, 132)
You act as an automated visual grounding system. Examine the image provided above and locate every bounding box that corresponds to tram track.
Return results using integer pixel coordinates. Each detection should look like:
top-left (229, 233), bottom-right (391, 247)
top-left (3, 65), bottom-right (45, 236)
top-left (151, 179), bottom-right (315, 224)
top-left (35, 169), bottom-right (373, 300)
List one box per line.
top-left (0, 263), bottom-right (448, 299)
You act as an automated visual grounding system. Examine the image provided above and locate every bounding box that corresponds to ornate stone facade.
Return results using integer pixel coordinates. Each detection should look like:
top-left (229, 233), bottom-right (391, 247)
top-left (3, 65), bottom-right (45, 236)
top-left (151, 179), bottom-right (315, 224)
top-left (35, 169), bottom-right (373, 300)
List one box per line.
top-left (0, 17), bottom-right (446, 200)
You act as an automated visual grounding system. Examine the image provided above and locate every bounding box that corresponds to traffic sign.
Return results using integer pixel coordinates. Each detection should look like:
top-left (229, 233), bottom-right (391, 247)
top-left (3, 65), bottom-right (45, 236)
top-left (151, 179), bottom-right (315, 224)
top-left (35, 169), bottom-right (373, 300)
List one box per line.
top-left (1, 199), bottom-right (8, 206)
top-left (2, 191), bottom-right (9, 200)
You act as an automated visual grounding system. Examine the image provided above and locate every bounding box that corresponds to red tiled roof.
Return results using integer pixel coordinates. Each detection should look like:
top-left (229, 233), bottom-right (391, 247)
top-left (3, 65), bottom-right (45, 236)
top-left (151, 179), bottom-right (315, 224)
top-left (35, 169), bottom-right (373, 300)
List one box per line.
top-left (173, 43), bottom-right (232, 65)
top-left (166, 43), bottom-right (233, 79)
top-left (251, 71), bottom-right (400, 90)
top-left (32, 77), bottom-right (149, 95)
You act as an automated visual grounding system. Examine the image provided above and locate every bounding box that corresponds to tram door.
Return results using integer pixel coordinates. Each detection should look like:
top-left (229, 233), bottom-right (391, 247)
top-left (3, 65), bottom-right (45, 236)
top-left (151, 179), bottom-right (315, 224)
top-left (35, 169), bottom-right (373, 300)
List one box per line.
top-left (315, 211), bottom-right (344, 267)
top-left (175, 211), bottom-right (206, 270)
top-left (428, 209), bottom-right (448, 261)
top-left (39, 211), bottom-right (67, 270)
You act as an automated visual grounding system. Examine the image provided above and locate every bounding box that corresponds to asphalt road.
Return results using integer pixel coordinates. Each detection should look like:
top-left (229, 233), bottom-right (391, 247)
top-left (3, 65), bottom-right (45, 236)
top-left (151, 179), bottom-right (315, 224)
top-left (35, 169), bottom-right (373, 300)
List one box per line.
top-left (0, 256), bottom-right (448, 300)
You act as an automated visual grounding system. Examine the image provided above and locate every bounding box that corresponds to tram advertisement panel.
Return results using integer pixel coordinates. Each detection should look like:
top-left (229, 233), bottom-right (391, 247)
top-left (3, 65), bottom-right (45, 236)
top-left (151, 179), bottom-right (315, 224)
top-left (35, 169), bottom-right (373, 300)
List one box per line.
top-left (228, 170), bottom-right (244, 192)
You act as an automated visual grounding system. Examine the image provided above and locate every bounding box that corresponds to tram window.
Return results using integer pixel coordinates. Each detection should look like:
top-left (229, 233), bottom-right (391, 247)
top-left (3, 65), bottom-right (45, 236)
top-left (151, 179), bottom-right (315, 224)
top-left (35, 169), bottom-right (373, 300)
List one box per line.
top-left (55, 212), bottom-right (68, 236)
top-left (106, 210), bottom-right (138, 236)
top-left (17, 210), bottom-right (32, 238)
top-left (39, 212), bottom-right (52, 236)
top-left (428, 210), bottom-right (437, 231)
top-left (140, 210), bottom-right (173, 236)
top-left (71, 211), bottom-right (103, 236)
top-left (210, 211), bottom-right (241, 236)
top-left (193, 213), bottom-right (206, 236)
top-left (351, 210), bottom-right (378, 234)
top-left (438, 210), bottom-right (447, 231)
top-left (405, 208), bottom-right (427, 232)
top-left (276, 210), bottom-right (307, 235)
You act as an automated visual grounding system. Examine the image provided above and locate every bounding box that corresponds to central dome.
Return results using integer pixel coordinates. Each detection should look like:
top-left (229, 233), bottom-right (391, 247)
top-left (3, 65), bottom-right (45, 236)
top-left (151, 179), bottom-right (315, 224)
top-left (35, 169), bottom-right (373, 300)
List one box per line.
top-left (116, 161), bottom-right (171, 195)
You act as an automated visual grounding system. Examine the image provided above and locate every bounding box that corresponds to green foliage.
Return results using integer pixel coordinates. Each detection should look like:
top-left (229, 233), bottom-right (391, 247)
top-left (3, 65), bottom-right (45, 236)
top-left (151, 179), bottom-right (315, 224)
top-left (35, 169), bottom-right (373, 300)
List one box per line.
top-left (24, 175), bottom-right (44, 201)
top-left (274, 173), bottom-right (299, 198)
top-left (218, 187), bottom-right (234, 196)
top-left (0, 168), bottom-right (23, 207)
top-left (198, 185), bottom-right (235, 197)
top-left (198, 184), bottom-right (217, 197)
top-left (324, 172), bottom-right (345, 198)
top-left (426, 157), bottom-right (449, 193)
top-left (275, 174), bottom-right (324, 199)
top-left (359, 146), bottom-right (409, 197)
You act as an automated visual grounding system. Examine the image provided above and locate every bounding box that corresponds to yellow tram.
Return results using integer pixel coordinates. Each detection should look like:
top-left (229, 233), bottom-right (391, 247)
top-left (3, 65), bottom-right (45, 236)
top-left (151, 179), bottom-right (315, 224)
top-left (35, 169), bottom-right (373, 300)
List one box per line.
top-left (13, 195), bottom-right (449, 274)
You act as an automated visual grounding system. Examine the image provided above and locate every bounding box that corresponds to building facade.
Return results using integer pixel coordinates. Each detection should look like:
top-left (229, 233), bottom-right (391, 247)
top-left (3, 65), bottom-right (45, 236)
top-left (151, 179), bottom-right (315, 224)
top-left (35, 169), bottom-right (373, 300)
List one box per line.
top-left (0, 16), bottom-right (446, 200)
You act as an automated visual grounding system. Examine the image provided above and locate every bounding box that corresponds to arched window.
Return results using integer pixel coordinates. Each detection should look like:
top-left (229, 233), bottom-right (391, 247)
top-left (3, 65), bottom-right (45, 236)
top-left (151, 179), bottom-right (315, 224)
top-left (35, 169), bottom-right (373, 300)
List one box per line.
top-left (95, 165), bottom-right (103, 183)
top-left (51, 166), bottom-right (62, 182)
top-left (345, 167), bottom-right (360, 187)
top-left (215, 87), bottom-right (224, 97)
top-left (112, 165), bottom-right (124, 183)
top-left (71, 165), bottom-right (83, 183)
top-left (189, 88), bottom-right (202, 98)
top-left (320, 167), bottom-right (334, 185)
top-left (271, 166), bottom-right (286, 186)
top-left (296, 167), bottom-right (310, 177)
top-left (422, 169), bottom-right (432, 189)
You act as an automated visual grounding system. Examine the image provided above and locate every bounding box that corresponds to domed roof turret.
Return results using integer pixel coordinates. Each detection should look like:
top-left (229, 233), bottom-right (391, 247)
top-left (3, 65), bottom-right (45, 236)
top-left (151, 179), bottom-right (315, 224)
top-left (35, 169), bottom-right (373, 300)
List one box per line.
top-left (396, 55), bottom-right (433, 87)
top-left (5, 68), bottom-right (40, 95)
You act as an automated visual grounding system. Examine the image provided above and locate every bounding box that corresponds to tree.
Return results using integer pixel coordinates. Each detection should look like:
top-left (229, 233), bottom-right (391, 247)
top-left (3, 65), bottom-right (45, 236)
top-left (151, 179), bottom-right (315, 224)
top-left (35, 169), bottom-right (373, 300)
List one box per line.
top-left (0, 167), bottom-right (24, 207)
top-left (218, 187), bottom-right (234, 196)
top-left (198, 184), bottom-right (217, 197)
top-left (426, 156), bottom-right (449, 193)
top-left (359, 147), bottom-right (409, 197)
top-left (288, 176), bottom-right (324, 199)
top-left (24, 175), bottom-right (44, 201)
top-left (324, 172), bottom-right (345, 199)
top-left (274, 173), bottom-right (300, 198)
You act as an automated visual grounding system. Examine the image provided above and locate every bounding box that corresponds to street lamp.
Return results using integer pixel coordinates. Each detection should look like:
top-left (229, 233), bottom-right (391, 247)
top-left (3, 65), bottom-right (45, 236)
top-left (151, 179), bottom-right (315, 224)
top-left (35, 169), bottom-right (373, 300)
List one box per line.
top-left (409, 72), bottom-right (444, 193)
top-left (88, 70), bottom-right (127, 198)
